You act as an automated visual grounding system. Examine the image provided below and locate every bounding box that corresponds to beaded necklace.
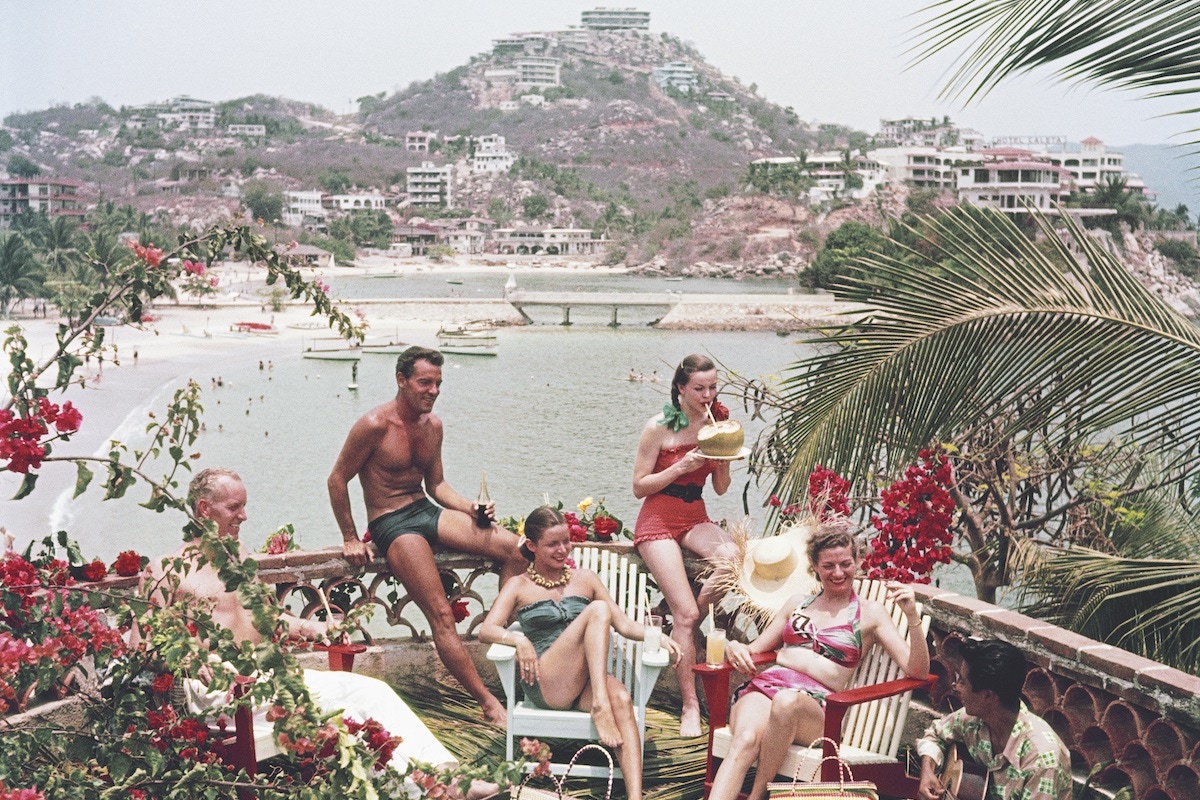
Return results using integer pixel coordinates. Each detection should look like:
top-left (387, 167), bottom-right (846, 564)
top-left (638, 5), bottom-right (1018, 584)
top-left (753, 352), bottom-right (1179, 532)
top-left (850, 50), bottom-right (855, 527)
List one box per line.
top-left (526, 562), bottom-right (572, 589)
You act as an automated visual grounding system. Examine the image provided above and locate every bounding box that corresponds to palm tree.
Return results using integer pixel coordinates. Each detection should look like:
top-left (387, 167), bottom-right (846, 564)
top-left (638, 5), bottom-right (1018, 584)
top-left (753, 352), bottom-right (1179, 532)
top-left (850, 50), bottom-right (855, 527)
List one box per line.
top-left (0, 233), bottom-right (46, 317)
top-left (763, 205), bottom-right (1200, 602)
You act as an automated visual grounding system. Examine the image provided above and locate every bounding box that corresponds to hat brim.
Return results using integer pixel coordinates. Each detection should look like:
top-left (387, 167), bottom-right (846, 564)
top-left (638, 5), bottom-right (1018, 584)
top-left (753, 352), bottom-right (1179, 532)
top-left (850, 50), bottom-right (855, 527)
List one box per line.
top-left (713, 519), bottom-right (820, 626)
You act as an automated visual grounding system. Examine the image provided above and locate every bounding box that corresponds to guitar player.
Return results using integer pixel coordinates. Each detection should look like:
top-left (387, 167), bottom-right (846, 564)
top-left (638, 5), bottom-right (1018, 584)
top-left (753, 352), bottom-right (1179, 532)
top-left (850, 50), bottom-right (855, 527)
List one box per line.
top-left (916, 638), bottom-right (1071, 800)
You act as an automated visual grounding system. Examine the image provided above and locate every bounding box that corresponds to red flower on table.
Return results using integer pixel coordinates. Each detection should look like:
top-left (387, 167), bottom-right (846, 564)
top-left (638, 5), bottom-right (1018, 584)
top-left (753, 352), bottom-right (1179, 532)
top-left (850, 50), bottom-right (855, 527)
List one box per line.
top-left (592, 515), bottom-right (619, 541)
top-left (563, 512), bottom-right (588, 542)
top-left (81, 560), bottom-right (107, 582)
top-left (112, 550), bottom-right (145, 577)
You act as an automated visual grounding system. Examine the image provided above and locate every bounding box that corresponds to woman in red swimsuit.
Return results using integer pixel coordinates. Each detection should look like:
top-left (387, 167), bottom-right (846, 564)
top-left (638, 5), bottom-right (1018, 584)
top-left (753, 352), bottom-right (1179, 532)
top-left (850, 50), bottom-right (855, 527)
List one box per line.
top-left (709, 522), bottom-right (930, 800)
top-left (632, 354), bottom-right (738, 736)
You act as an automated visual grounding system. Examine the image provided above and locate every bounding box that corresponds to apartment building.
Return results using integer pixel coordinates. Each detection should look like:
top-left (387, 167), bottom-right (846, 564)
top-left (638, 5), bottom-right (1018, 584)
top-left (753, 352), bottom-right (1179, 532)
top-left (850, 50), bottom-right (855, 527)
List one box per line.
top-left (227, 124), bottom-right (267, 137)
top-left (580, 7), bottom-right (651, 30)
top-left (0, 178), bottom-right (87, 228)
top-left (282, 190), bottom-right (327, 228)
top-left (491, 227), bottom-right (602, 255)
top-left (322, 193), bottom-right (387, 212)
top-left (876, 117), bottom-right (983, 150)
top-left (149, 96), bottom-right (217, 131)
top-left (406, 131), bottom-right (435, 152)
top-left (868, 146), bottom-right (972, 190)
top-left (470, 135), bottom-right (515, 174)
top-left (956, 160), bottom-right (1067, 212)
top-left (406, 162), bottom-right (454, 207)
top-left (514, 57), bottom-right (561, 88)
top-left (653, 62), bottom-right (698, 93)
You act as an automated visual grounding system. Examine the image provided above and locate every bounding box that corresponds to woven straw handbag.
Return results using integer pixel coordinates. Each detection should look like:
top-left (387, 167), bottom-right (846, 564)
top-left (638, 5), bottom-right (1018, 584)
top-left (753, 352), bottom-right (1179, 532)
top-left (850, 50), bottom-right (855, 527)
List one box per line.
top-left (510, 743), bottom-right (614, 800)
top-left (766, 738), bottom-right (880, 800)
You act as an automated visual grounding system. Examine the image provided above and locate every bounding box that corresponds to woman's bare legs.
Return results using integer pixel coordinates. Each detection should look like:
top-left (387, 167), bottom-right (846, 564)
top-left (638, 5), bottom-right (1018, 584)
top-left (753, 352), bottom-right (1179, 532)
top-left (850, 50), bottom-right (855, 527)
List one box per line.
top-left (637, 538), bottom-right (704, 736)
top-left (639, 523), bottom-right (736, 737)
top-left (578, 675), bottom-right (643, 800)
top-left (745, 692), bottom-right (824, 800)
top-left (707, 692), bottom-right (771, 800)
top-left (538, 600), bottom-right (622, 746)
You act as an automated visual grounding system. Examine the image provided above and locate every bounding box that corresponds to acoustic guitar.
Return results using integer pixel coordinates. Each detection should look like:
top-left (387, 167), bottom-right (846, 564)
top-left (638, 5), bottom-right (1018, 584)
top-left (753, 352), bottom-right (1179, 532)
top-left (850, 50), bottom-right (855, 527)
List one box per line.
top-left (940, 742), bottom-right (989, 800)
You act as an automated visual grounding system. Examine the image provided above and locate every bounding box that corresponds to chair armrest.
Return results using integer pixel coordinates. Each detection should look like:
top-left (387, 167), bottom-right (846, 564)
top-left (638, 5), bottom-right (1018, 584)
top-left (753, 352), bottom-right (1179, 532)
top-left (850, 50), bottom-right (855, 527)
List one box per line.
top-left (820, 674), bottom-right (936, 781)
top-left (634, 648), bottom-right (670, 710)
top-left (315, 642), bottom-right (368, 672)
top-left (694, 652), bottom-right (778, 730)
top-left (486, 643), bottom-right (517, 662)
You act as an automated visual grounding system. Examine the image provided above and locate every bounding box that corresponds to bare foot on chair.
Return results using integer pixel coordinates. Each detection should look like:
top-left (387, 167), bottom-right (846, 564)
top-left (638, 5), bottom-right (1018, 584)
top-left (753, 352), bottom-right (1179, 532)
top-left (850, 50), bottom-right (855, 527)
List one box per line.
top-left (592, 703), bottom-right (624, 748)
top-left (482, 696), bottom-right (507, 727)
top-left (680, 705), bottom-right (702, 738)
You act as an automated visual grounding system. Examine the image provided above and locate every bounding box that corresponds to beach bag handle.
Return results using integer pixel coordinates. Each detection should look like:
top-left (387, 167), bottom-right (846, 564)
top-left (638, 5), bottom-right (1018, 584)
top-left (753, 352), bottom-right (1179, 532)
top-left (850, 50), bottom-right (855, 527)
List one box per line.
top-left (765, 737), bottom-right (879, 800)
top-left (511, 743), bottom-right (614, 800)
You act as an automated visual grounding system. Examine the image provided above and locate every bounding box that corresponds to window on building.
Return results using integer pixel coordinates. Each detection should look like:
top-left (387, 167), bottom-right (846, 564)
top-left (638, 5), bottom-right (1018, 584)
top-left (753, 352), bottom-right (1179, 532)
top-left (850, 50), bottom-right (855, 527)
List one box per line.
top-left (974, 169), bottom-right (990, 183)
top-left (998, 170), bottom-right (1019, 183)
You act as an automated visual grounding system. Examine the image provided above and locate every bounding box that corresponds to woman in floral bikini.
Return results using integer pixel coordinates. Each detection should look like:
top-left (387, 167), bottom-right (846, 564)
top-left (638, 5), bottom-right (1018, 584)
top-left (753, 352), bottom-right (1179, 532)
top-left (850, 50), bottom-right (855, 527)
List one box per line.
top-left (708, 521), bottom-right (930, 800)
top-left (632, 353), bottom-right (739, 737)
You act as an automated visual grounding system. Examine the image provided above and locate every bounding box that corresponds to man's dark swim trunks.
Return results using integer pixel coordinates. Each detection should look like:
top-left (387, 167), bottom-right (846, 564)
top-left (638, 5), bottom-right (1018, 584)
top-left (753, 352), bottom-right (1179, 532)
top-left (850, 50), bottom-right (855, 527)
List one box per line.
top-left (368, 497), bottom-right (443, 556)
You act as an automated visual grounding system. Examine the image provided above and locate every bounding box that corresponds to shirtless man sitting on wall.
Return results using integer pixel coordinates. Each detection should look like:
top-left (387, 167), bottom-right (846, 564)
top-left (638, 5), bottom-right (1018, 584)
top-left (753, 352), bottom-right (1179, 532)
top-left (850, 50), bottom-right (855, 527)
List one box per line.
top-left (328, 345), bottom-right (526, 726)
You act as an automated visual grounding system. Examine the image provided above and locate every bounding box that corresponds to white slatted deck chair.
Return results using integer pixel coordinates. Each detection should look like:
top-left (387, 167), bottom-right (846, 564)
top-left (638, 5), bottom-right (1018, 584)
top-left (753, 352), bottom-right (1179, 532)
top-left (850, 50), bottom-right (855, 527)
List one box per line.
top-left (486, 545), bottom-right (670, 778)
top-left (695, 578), bottom-right (934, 799)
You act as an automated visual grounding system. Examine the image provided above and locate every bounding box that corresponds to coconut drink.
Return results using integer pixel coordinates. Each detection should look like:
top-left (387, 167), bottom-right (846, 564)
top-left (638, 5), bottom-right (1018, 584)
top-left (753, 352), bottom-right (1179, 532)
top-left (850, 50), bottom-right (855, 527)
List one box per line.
top-left (697, 418), bottom-right (744, 457)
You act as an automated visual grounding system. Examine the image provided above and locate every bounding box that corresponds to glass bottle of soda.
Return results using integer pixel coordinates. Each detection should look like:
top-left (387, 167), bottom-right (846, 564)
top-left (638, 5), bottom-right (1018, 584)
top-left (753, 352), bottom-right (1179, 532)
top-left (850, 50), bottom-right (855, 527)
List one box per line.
top-left (475, 471), bottom-right (491, 528)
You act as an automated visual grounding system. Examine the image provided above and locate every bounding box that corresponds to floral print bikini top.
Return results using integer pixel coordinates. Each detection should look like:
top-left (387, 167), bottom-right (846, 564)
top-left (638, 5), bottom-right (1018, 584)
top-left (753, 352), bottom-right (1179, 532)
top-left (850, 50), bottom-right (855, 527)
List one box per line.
top-left (781, 592), bottom-right (863, 670)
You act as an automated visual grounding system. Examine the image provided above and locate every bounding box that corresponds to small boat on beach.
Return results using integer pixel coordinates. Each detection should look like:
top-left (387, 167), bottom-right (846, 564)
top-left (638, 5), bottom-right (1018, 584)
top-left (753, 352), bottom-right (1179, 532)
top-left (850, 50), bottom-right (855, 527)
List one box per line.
top-left (287, 321), bottom-right (325, 330)
top-left (437, 322), bottom-right (498, 356)
top-left (301, 336), bottom-right (361, 360)
top-left (232, 321), bottom-right (278, 334)
top-left (360, 333), bottom-right (409, 355)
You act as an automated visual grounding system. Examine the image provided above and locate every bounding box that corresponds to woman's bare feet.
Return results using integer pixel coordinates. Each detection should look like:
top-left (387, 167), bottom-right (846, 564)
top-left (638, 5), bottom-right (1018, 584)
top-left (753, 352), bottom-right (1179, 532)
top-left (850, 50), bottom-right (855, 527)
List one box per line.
top-left (680, 705), bottom-right (702, 738)
top-left (591, 703), bottom-right (624, 748)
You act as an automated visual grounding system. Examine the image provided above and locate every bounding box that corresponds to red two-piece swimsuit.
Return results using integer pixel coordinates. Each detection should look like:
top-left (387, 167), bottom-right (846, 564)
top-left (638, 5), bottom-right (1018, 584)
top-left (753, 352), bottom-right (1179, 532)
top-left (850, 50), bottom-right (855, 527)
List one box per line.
top-left (634, 444), bottom-right (718, 545)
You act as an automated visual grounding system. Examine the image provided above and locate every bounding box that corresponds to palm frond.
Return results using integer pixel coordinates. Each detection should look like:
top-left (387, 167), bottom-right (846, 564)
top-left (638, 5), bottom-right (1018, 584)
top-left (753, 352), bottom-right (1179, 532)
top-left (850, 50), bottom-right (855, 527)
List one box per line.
top-left (912, 0), bottom-right (1200, 107)
top-left (770, 205), bottom-right (1200, 504)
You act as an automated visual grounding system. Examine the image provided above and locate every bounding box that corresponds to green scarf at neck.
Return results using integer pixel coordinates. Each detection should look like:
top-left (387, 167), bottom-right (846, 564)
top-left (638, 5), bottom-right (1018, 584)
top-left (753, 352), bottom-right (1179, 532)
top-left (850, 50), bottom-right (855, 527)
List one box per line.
top-left (658, 403), bottom-right (689, 432)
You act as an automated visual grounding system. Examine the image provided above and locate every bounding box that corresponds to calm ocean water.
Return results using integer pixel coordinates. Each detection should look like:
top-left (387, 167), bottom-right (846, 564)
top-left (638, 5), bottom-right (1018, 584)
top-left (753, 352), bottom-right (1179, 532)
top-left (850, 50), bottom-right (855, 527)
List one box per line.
top-left (54, 326), bottom-right (812, 560)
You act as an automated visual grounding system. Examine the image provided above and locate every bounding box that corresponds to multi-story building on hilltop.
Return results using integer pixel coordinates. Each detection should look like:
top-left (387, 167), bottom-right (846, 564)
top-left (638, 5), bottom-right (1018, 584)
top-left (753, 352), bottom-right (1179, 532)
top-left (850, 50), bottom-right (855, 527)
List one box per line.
top-left (491, 227), bottom-right (603, 255)
top-left (581, 7), bottom-right (650, 30)
top-left (956, 160), bottom-right (1068, 212)
top-left (227, 124), bottom-right (266, 138)
top-left (283, 191), bottom-right (327, 229)
top-left (1005, 137), bottom-right (1147, 195)
top-left (470, 135), bottom-right (515, 174)
top-left (322, 193), bottom-right (387, 212)
top-left (149, 96), bottom-right (217, 131)
top-left (406, 131), bottom-right (436, 152)
top-left (876, 116), bottom-right (983, 150)
top-left (868, 146), bottom-right (973, 190)
top-left (653, 62), bottom-right (698, 93)
top-left (0, 178), bottom-right (87, 228)
top-left (406, 162), bottom-right (454, 208)
top-left (514, 57), bottom-right (561, 88)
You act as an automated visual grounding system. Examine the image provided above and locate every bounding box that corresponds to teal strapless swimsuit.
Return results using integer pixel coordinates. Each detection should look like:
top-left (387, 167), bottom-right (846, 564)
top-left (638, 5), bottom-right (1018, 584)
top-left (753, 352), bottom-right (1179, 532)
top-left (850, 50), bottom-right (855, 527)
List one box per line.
top-left (515, 595), bottom-right (591, 708)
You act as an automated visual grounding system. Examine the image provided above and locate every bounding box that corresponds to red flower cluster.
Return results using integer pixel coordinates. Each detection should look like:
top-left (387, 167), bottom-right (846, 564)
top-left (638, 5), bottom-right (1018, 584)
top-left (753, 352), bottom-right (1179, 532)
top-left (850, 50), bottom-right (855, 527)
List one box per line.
top-left (344, 716), bottom-right (402, 769)
top-left (0, 399), bottom-right (82, 473)
top-left (147, 705), bottom-right (218, 763)
top-left (112, 550), bottom-right (145, 577)
top-left (0, 784), bottom-right (46, 800)
top-left (264, 531), bottom-right (293, 555)
top-left (807, 464), bottom-right (852, 519)
top-left (0, 554), bottom-right (126, 713)
top-left (182, 259), bottom-right (206, 276)
top-left (864, 449), bottom-right (956, 583)
top-left (80, 560), bottom-right (107, 582)
top-left (592, 515), bottom-right (619, 541)
top-left (709, 398), bottom-right (730, 421)
top-left (150, 672), bottom-right (175, 694)
top-left (563, 512), bottom-right (589, 542)
top-left (451, 600), bottom-right (470, 623)
top-left (128, 241), bottom-right (164, 267)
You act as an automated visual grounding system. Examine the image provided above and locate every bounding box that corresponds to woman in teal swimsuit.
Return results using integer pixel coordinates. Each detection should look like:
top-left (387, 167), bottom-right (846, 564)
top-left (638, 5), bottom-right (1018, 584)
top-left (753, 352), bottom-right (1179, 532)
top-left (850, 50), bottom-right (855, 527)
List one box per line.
top-left (480, 506), bottom-right (680, 800)
top-left (708, 521), bottom-right (931, 800)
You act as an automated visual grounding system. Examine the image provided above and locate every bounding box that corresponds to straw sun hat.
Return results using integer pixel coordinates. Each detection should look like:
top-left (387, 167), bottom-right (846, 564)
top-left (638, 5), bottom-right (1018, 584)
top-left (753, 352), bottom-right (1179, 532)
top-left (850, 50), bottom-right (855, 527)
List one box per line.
top-left (713, 517), bottom-right (822, 626)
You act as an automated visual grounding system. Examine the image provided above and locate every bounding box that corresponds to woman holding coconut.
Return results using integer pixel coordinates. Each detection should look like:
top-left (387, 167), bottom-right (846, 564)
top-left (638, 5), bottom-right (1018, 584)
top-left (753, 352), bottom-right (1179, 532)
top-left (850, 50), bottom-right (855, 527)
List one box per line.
top-left (632, 353), bottom-right (747, 736)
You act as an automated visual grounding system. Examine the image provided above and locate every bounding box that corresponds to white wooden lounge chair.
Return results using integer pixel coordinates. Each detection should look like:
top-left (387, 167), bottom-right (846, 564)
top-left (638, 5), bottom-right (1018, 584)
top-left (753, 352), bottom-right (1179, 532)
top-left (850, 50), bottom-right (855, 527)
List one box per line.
top-left (486, 545), bottom-right (670, 779)
top-left (695, 578), bottom-right (934, 799)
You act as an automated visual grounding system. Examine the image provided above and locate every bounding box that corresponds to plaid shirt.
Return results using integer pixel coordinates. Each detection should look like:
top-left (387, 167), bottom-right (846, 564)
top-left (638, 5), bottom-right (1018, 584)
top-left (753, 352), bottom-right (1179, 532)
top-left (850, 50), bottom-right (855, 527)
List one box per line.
top-left (916, 703), bottom-right (1071, 800)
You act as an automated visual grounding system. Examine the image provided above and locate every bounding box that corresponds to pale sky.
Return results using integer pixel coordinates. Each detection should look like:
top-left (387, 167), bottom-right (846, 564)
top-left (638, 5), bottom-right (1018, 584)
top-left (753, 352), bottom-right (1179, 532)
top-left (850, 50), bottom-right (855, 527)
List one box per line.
top-left (0, 0), bottom-right (1191, 147)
